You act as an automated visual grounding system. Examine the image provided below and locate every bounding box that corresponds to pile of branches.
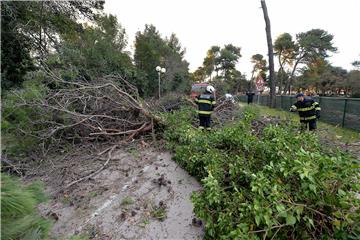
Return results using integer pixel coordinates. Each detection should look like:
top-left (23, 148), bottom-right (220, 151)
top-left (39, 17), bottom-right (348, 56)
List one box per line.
top-left (212, 98), bottom-right (241, 126)
top-left (4, 72), bottom-right (165, 184)
top-left (15, 73), bottom-right (162, 147)
top-left (7, 69), bottom-right (243, 160)
top-left (146, 93), bottom-right (194, 113)
top-left (250, 116), bottom-right (282, 136)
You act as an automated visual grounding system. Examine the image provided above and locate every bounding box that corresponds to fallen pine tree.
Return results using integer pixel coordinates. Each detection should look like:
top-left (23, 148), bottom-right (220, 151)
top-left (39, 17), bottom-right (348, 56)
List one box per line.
top-left (1, 69), bottom-right (237, 192)
top-left (2, 68), bottom-right (238, 161)
top-left (2, 70), bottom-right (167, 163)
top-left (164, 106), bottom-right (360, 239)
top-left (1, 70), bottom-right (176, 193)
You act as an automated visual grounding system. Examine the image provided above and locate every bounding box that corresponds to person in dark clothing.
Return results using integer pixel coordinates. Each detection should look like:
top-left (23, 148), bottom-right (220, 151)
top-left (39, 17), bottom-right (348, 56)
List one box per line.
top-left (195, 85), bottom-right (216, 130)
top-left (290, 93), bottom-right (321, 131)
top-left (246, 92), bottom-right (255, 104)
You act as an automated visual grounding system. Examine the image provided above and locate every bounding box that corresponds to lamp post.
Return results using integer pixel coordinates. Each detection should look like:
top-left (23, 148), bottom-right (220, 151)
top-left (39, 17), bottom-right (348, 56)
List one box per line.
top-left (156, 66), bottom-right (166, 98)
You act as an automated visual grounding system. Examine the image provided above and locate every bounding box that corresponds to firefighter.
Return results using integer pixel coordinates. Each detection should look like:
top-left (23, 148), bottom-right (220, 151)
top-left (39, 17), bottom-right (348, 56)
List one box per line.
top-left (195, 85), bottom-right (216, 130)
top-left (290, 93), bottom-right (321, 131)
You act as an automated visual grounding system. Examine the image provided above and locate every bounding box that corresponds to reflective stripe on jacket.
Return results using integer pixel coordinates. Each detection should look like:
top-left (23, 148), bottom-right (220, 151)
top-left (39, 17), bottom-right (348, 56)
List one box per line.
top-left (290, 98), bottom-right (320, 121)
top-left (195, 94), bottom-right (215, 115)
top-left (300, 115), bottom-right (317, 121)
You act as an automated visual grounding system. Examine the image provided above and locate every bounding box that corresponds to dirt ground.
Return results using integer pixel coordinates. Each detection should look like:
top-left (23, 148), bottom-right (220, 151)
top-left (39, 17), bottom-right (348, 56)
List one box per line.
top-left (31, 144), bottom-right (204, 240)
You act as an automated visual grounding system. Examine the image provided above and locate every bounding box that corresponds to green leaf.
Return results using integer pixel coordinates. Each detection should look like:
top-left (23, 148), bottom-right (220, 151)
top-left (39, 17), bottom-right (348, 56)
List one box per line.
top-left (264, 214), bottom-right (272, 226)
top-left (337, 189), bottom-right (346, 196)
top-left (295, 206), bottom-right (304, 216)
top-left (276, 204), bottom-right (285, 212)
top-left (308, 218), bottom-right (314, 227)
top-left (303, 168), bottom-right (309, 178)
top-left (255, 215), bottom-right (261, 225)
top-left (309, 184), bottom-right (316, 193)
top-left (286, 214), bottom-right (296, 225)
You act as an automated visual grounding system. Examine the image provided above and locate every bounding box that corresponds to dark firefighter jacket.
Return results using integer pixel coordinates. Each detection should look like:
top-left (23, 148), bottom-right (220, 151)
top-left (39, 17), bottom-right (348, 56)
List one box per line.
top-left (290, 98), bottom-right (321, 121)
top-left (195, 93), bottom-right (216, 115)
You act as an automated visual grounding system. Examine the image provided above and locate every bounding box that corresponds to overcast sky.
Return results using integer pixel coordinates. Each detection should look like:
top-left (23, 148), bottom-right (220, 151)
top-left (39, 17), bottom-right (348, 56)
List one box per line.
top-left (104, 0), bottom-right (360, 77)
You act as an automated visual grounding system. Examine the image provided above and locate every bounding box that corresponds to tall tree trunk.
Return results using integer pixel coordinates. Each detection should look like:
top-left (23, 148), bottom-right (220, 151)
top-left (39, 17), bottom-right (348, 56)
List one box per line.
top-left (278, 68), bottom-right (284, 95)
top-left (288, 59), bottom-right (301, 94)
top-left (250, 66), bottom-right (256, 91)
top-left (261, 0), bottom-right (276, 107)
top-left (277, 50), bottom-right (284, 95)
top-left (287, 51), bottom-right (305, 95)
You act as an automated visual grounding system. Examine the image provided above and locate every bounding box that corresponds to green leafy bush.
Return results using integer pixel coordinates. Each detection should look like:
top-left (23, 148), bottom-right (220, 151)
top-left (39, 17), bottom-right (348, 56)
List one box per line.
top-left (165, 107), bottom-right (360, 239)
top-left (1, 174), bottom-right (51, 240)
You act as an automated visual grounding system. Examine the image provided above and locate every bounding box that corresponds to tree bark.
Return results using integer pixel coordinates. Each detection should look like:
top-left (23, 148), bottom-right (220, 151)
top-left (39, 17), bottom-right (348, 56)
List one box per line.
top-left (261, 0), bottom-right (276, 107)
top-left (250, 66), bottom-right (256, 91)
top-left (277, 49), bottom-right (285, 95)
top-left (287, 56), bottom-right (303, 94)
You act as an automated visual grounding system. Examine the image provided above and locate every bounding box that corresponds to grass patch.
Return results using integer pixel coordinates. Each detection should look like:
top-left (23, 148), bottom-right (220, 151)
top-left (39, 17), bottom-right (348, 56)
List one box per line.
top-left (151, 206), bottom-right (167, 221)
top-left (128, 147), bottom-right (141, 159)
top-left (139, 219), bottom-right (150, 228)
top-left (120, 196), bottom-right (134, 206)
top-left (245, 103), bottom-right (360, 143)
top-left (88, 191), bottom-right (98, 198)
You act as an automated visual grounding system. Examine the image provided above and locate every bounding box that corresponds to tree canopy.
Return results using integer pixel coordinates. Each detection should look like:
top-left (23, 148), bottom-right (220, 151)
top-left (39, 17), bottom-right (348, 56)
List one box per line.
top-left (134, 25), bottom-right (190, 97)
top-left (273, 29), bottom-right (338, 95)
top-left (1, 0), bottom-right (104, 90)
top-left (0, 1), bottom-right (357, 99)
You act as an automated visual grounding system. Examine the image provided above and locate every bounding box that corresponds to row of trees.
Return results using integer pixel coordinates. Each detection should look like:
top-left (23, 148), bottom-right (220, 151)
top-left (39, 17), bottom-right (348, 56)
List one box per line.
top-left (274, 30), bottom-right (359, 97)
top-left (1, 0), bottom-right (104, 89)
top-left (134, 25), bottom-right (190, 96)
top-left (191, 28), bottom-right (359, 98)
top-left (264, 29), bottom-right (360, 97)
top-left (2, 1), bottom-right (359, 98)
top-left (296, 58), bottom-right (360, 96)
top-left (1, 1), bottom-right (191, 98)
top-left (192, 45), bottom-right (247, 95)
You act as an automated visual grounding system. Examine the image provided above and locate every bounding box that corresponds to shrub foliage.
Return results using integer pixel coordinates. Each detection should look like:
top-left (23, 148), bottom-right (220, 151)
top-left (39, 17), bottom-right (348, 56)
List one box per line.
top-left (164, 106), bottom-right (360, 239)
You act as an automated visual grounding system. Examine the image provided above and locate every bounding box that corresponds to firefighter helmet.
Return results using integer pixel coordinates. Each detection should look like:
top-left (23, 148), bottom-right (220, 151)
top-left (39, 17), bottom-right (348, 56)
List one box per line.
top-left (206, 85), bottom-right (215, 94)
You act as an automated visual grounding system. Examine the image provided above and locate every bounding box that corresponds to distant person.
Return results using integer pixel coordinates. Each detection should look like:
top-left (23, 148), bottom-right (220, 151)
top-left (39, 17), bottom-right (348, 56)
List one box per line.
top-left (246, 92), bottom-right (255, 104)
top-left (290, 93), bottom-right (321, 131)
top-left (195, 86), bottom-right (216, 130)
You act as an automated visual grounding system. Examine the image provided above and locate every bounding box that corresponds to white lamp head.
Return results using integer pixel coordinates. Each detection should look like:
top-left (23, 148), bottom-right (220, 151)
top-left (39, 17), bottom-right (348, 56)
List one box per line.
top-left (156, 66), bottom-right (161, 72)
top-left (161, 68), bottom-right (166, 73)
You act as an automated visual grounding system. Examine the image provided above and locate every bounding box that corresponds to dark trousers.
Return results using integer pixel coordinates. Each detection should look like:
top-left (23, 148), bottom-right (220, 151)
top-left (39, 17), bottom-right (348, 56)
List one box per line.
top-left (199, 114), bottom-right (211, 129)
top-left (247, 98), bottom-right (253, 104)
top-left (300, 119), bottom-right (317, 131)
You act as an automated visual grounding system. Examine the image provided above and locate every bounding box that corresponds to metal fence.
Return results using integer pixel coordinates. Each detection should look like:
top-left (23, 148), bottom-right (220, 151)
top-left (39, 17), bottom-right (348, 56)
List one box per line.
top-left (237, 95), bottom-right (360, 131)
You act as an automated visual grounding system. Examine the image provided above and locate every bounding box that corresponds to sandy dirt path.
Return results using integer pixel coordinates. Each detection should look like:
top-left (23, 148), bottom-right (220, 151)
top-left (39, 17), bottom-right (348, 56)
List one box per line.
top-left (39, 148), bottom-right (204, 240)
